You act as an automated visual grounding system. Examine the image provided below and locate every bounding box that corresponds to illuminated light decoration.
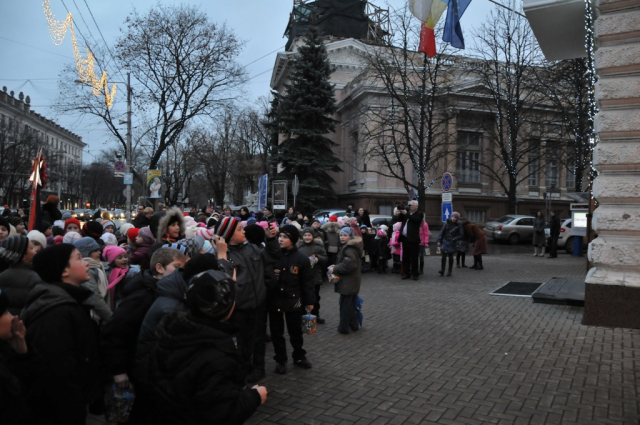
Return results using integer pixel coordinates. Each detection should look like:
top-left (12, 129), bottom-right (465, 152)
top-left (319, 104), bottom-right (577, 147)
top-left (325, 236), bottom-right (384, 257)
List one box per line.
top-left (42, 0), bottom-right (117, 108)
top-left (584, 0), bottom-right (598, 204)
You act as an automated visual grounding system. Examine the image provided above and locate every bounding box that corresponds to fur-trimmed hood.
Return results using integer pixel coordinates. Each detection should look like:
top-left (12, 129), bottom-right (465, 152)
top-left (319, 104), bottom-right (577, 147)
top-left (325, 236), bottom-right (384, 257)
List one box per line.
top-left (156, 206), bottom-right (186, 241)
top-left (321, 221), bottom-right (341, 234)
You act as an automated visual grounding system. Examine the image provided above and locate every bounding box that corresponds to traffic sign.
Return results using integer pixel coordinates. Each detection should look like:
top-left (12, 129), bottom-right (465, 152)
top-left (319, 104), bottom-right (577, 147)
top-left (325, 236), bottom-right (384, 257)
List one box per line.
top-left (442, 192), bottom-right (452, 203)
top-left (442, 202), bottom-right (452, 222)
top-left (114, 161), bottom-right (125, 172)
top-left (114, 171), bottom-right (124, 178)
top-left (123, 173), bottom-right (133, 184)
top-left (442, 172), bottom-right (453, 192)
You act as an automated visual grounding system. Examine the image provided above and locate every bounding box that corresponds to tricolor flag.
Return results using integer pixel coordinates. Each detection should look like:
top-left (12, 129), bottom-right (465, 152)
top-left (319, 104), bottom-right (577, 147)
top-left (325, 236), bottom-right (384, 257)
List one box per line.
top-left (418, 0), bottom-right (449, 57)
top-left (28, 154), bottom-right (47, 232)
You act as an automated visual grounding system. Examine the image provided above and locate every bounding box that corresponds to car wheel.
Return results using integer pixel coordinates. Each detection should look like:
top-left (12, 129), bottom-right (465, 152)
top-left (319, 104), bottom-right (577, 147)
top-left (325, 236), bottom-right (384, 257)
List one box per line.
top-left (565, 237), bottom-right (574, 254)
top-left (508, 233), bottom-right (520, 245)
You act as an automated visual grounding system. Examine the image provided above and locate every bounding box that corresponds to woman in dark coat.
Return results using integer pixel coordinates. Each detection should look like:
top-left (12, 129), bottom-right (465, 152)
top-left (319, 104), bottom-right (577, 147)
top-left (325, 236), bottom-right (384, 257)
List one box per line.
top-left (533, 210), bottom-right (546, 257)
top-left (41, 195), bottom-right (62, 224)
top-left (548, 210), bottom-right (561, 258)
top-left (436, 212), bottom-right (463, 277)
top-left (354, 208), bottom-right (372, 228)
top-left (463, 222), bottom-right (488, 270)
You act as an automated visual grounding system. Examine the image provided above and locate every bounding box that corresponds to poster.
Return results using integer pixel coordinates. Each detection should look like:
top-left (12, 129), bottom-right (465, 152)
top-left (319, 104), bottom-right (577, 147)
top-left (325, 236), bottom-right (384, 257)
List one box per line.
top-left (146, 169), bottom-right (162, 199)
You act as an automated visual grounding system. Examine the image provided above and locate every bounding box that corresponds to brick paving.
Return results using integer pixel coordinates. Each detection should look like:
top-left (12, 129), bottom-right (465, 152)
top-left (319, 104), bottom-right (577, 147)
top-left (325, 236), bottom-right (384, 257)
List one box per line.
top-left (90, 249), bottom-right (640, 424)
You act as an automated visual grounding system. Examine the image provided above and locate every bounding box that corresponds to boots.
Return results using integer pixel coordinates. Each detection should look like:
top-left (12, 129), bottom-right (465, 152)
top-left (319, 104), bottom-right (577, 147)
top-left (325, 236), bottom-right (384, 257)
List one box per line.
top-left (533, 247), bottom-right (539, 257)
top-left (447, 260), bottom-right (453, 277)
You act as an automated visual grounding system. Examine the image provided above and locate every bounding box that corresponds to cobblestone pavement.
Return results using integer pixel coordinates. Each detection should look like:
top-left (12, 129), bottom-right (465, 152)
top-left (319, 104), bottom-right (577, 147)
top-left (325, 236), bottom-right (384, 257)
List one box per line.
top-left (90, 250), bottom-right (640, 424)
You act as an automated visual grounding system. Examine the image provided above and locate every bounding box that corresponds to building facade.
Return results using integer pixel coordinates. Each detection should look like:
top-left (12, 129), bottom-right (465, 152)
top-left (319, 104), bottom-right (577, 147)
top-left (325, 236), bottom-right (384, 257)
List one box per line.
top-left (0, 86), bottom-right (85, 209)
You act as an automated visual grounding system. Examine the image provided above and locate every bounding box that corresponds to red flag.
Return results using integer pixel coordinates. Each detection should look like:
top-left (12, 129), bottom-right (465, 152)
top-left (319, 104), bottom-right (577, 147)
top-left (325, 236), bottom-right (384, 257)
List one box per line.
top-left (419, 24), bottom-right (437, 58)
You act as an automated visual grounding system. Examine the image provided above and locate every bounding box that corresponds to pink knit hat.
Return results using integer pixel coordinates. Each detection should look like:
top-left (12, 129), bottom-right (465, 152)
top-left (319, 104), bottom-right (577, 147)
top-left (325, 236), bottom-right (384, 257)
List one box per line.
top-left (103, 245), bottom-right (126, 264)
top-left (194, 227), bottom-right (215, 241)
top-left (256, 221), bottom-right (269, 230)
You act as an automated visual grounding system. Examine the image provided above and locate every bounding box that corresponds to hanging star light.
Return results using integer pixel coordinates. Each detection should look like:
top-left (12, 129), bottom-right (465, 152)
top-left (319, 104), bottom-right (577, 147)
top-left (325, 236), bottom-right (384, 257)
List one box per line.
top-left (43, 0), bottom-right (117, 108)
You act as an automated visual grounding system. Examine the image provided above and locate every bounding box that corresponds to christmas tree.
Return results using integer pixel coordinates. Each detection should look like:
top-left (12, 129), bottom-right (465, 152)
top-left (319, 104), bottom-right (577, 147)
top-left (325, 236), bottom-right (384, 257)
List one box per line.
top-left (275, 26), bottom-right (341, 212)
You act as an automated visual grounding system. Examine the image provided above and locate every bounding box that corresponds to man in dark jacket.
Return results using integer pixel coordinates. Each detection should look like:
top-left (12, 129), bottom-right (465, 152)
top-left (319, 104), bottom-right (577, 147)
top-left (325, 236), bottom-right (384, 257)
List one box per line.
top-left (269, 225), bottom-right (315, 374)
top-left (398, 200), bottom-right (424, 281)
top-left (22, 244), bottom-right (103, 425)
top-left (138, 270), bottom-right (266, 424)
top-left (215, 216), bottom-right (280, 381)
top-left (548, 210), bottom-right (561, 258)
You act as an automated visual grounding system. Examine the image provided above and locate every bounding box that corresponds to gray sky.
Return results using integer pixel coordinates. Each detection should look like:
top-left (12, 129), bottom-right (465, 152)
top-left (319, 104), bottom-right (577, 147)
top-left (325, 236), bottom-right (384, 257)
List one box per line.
top-left (1, 0), bottom-right (494, 162)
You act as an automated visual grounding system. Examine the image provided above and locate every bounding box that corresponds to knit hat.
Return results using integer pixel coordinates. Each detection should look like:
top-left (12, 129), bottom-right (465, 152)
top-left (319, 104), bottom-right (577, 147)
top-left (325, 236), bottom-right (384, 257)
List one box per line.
top-left (40, 220), bottom-right (52, 233)
top-left (311, 218), bottom-right (320, 226)
top-left (102, 220), bottom-right (115, 230)
top-left (53, 235), bottom-right (64, 245)
top-left (329, 215), bottom-right (338, 223)
top-left (206, 217), bottom-right (218, 229)
top-left (103, 245), bottom-right (126, 264)
top-left (340, 227), bottom-right (353, 237)
top-left (185, 269), bottom-right (236, 320)
top-left (27, 230), bottom-right (47, 248)
top-left (8, 216), bottom-right (24, 228)
top-left (32, 243), bottom-right (76, 283)
top-left (194, 227), bottom-right (215, 241)
top-left (45, 195), bottom-right (59, 205)
top-left (380, 224), bottom-right (389, 232)
top-left (301, 227), bottom-right (315, 237)
top-left (360, 224), bottom-right (367, 229)
top-left (451, 211), bottom-right (460, 219)
top-left (279, 224), bottom-right (300, 245)
top-left (246, 217), bottom-right (257, 226)
top-left (0, 236), bottom-right (29, 264)
top-left (377, 229), bottom-right (387, 237)
top-left (61, 211), bottom-right (72, 221)
top-left (216, 217), bottom-right (240, 242)
top-left (73, 237), bottom-right (100, 258)
top-left (177, 235), bottom-right (205, 258)
top-left (256, 221), bottom-right (269, 231)
top-left (120, 223), bottom-right (135, 237)
top-left (126, 228), bottom-right (139, 242)
top-left (62, 231), bottom-right (82, 245)
top-left (100, 233), bottom-right (117, 246)
top-left (137, 226), bottom-right (156, 244)
top-left (53, 220), bottom-right (65, 230)
top-left (0, 288), bottom-right (9, 315)
top-left (64, 218), bottom-right (81, 232)
top-left (183, 253), bottom-right (220, 281)
top-left (83, 221), bottom-right (103, 239)
top-left (244, 224), bottom-right (265, 246)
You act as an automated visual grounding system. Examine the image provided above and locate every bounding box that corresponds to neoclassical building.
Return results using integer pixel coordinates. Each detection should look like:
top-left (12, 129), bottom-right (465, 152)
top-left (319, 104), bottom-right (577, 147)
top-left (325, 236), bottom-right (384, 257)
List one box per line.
top-left (270, 10), bottom-right (583, 224)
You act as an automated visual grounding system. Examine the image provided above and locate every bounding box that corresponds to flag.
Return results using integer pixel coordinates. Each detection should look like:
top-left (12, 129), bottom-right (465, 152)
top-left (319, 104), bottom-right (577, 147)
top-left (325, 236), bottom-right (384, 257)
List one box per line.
top-left (258, 174), bottom-right (268, 211)
top-left (28, 154), bottom-right (47, 232)
top-left (409, 0), bottom-right (435, 21)
top-left (418, 0), bottom-right (449, 57)
top-left (443, 0), bottom-right (472, 49)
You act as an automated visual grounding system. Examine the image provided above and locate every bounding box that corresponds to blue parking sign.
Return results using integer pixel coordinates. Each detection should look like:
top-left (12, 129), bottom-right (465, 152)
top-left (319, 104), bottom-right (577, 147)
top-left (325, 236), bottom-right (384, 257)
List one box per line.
top-left (442, 203), bottom-right (452, 222)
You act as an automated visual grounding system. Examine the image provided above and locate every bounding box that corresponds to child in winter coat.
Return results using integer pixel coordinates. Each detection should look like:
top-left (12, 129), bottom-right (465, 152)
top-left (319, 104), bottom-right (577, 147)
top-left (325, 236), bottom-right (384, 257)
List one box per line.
top-left (130, 226), bottom-right (154, 270)
top-left (103, 245), bottom-right (140, 311)
top-left (390, 222), bottom-right (403, 274)
top-left (375, 229), bottom-right (391, 274)
top-left (297, 228), bottom-right (328, 324)
top-left (329, 227), bottom-right (362, 335)
top-left (73, 237), bottom-right (111, 323)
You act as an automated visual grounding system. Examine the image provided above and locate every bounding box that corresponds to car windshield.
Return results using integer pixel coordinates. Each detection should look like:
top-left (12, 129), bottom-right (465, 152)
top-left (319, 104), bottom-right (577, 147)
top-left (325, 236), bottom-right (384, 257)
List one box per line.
top-left (495, 216), bottom-right (516, 224)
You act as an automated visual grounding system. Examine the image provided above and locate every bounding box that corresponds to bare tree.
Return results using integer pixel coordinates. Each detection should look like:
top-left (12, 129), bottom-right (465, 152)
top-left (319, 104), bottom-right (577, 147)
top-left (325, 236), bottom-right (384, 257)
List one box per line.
top-left (467, 4), bottom-right (549, 213)
top-left (0, 116), bottom-right (41, 206)
top-left (358, 6), bottom-right (456, 205)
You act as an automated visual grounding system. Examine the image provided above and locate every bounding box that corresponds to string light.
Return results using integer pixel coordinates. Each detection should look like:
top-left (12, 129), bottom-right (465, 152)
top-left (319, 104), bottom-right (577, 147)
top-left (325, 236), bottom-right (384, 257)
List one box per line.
top-left (584, 0), bottom-right (598, 204)
top-left (42, 0), bottom-right (116, 108)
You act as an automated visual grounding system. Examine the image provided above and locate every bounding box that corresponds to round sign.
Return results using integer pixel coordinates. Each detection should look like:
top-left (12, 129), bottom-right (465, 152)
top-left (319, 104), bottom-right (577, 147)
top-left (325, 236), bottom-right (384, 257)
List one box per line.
top-left (114, 161), bottom-right (126, 172)
top-left (442, 172), bottom-right (453, 192)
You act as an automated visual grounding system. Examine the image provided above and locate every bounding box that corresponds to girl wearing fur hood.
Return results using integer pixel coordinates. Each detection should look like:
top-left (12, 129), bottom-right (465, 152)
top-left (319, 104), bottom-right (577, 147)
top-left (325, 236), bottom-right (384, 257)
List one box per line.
top-left (297, 228), bottom-right (328, 324)
top-left (156, 206), bottom-right (186, 244)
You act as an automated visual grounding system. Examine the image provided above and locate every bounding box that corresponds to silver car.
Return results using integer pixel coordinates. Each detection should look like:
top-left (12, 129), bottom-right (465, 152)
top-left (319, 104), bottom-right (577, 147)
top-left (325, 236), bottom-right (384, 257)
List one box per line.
top-left (484, 215), bottom-right (536, 245)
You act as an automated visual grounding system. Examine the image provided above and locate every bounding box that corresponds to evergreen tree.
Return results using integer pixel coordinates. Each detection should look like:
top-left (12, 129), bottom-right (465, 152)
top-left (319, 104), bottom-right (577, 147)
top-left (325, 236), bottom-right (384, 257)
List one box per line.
top-left (275, 26), bottom-right (341, 212)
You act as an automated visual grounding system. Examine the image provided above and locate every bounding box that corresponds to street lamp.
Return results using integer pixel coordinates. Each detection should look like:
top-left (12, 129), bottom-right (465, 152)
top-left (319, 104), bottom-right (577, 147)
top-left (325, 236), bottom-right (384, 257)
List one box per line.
top-left (76, 73), bottom-right (133, 223)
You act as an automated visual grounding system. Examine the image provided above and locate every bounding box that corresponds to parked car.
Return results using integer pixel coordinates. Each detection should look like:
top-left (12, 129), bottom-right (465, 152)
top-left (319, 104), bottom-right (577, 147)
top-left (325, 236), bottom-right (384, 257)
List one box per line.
top-left (369, 214), bottom-right (393, 228)
top-left (484, 215), bottom-right (536, 245)
top-left (545, 218), bottom-right (585, 254)
top-left (312, 209), bottom-right (347, 222)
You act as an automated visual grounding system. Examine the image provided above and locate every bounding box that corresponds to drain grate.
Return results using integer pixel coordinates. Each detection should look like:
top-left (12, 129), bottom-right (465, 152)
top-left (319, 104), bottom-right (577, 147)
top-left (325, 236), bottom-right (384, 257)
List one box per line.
top-left (491, 281), bottom-right (542, 297)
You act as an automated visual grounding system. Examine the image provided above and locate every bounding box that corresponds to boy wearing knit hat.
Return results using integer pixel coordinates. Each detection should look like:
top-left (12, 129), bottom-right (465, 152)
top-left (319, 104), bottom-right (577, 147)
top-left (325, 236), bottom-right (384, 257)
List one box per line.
top-left (215, 215), bottom-right (281, 383)
top-left (138, 270), bottom-right (267, 424)
top-left (21, 244), bottom-right (102, 424)
top-left (268, 225), bottom-right (315, 375)
top-left (328, 227), bottom-right (363, 334)
top-left (0, 236), bottom-right (41, 314)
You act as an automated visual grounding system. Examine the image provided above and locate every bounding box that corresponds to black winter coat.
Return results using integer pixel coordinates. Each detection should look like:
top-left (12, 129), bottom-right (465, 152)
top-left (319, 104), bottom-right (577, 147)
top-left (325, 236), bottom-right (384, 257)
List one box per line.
top-left (399, 210), bottom-right (424, 244)
top-left (375, 236), bottom-right (391, 261)
top-left (101, 270), bottom-right (158, 376)
top-left (0, 263), bottom-right (42, 315)
top-left (268, 246), bottom-right (315, 312)
top-left (137, 312), bottom-right (261, 425)
top-left (21, 282), bottom-right (104, 425)
top-left (333, 237), bottom-right (363, 295)
top-left (549, 215), bottom-right (561, 236)
top-left (296, 238), bottom-right (328, 286)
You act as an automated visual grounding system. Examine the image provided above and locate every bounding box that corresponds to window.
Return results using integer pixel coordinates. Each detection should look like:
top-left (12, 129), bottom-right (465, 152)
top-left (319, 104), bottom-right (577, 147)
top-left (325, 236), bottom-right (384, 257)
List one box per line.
top-left (458, 131), bottom-right (481, 147)
top-left (456, 151), bottom-right (480, 183)
top-left (545, 146), bottom-right (559, 188)
top-left (466, 209), bottom-right (485, 223)
top-left (566, 146), bottom-right (575, 190)
top-left (351, 132), bottom-right (359, 181)
top-left (518, 218), bottom-right (534, 226)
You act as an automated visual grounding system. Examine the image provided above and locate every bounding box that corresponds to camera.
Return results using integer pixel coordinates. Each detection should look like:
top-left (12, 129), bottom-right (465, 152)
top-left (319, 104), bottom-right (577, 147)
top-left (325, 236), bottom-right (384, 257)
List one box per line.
top-left (397, 203), bottom-right (406, 211)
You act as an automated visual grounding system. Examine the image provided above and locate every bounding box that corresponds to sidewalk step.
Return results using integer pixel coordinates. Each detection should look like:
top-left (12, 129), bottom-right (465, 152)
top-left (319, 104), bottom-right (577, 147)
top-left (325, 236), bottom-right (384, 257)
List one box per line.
top-left (532, 276), bottom-right (585, 306)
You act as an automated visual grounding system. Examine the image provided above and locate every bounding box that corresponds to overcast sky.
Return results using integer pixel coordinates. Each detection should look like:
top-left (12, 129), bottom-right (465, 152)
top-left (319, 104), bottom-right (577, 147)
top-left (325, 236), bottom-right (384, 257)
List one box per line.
top-left (1, 0), bottom-right (493, 162)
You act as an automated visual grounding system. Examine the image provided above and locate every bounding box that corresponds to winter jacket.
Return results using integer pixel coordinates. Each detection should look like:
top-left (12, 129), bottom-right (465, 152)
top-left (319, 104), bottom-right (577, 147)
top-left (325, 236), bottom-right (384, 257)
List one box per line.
top-left (437, 219), bottom-right (463, 254)
top-left (375, 236), bottom-right (391, 262)
top-left (362, 232), bottom-right (375, 257)
top-left (533, 216), bottom-right (546, 246)
top-left (333, 237), bottom-right (363, 295)
top-left (221, 238), bottom-right (279, 311)
top-left (82, 257), bottom-right (111, 322)
top-left (419, 221), bottom-right (430, 246)
top-left (0, 341), bottom-right (38, 425)
top-left (0, 263), bottom-right (42, 315)
top-left (101, 270), bottom-right (159, 376)
top-left (138, 268), bottom-right (189, 345)
top-left (354, 210), bottom-right (372, 227)
top-left (390, 231), bottom-right (402, 257)
top-left (21, 282), bottom-right (103, 425)
top-left (268, 246), bottom-right (315, 312)
top-left (296, 238), bottom-right (328, 286)
top-left (549, 215), bottom-right (561, 236)
top-left (155, 206), bottom-right (186, 244)
top-left (399, 210), bottom-right (424, 244)
top-left (322, 222), bottom-right (341, 254)
top-left (136, 312), bottom-right (261, 425)
top-left (464, 222), bottom-right (485, 242)
top-left (129, 242), bottom-right (152, 270)
top-left (41, 203), bottom-right (62, 224)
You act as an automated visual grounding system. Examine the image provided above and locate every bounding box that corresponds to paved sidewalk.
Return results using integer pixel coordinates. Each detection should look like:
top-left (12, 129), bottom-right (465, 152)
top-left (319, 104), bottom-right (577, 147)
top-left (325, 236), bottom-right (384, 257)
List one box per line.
top-left (90, 251), bottom-right (640, 424)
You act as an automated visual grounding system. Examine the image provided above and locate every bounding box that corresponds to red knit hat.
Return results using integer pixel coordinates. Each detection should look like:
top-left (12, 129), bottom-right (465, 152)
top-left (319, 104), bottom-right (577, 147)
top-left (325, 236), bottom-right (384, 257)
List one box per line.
top-left (126, 228), bottom-right (139, 241)
top-left (64, 218), bottom-right (81, 232)
top-left (216, 216), bottom-right (240, 242)
top-left (329, 215), bottom-right (338, 222)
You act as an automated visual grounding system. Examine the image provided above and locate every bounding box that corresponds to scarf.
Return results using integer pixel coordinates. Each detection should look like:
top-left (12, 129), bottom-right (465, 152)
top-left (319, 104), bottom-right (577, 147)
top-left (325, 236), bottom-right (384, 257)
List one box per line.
top-left (107, 265), bottom-right (130, 311)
